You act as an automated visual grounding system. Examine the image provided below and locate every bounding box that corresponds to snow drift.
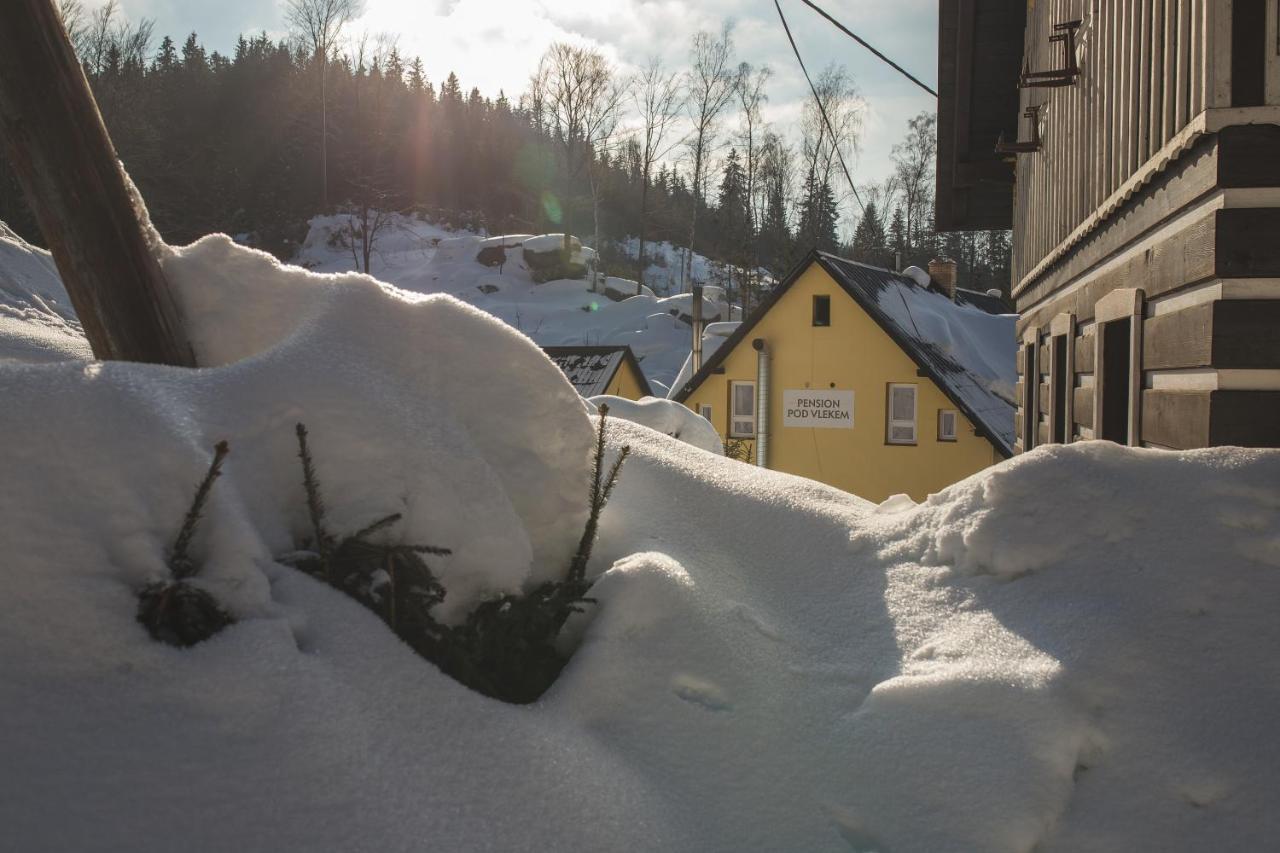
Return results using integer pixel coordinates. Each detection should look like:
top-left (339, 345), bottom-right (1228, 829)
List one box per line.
top-left (0, 222), bottom-right (91, 363)
top-left (1, 224), bottom-right (1278, 851)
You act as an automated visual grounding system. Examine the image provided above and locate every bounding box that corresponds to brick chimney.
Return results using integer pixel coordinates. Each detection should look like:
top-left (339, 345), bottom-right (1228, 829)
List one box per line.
top-left (928, 257), bottom-right (958, 300)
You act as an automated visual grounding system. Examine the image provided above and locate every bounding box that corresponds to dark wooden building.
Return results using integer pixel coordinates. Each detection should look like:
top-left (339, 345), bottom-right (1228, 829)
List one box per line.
top-left (938, 0), bottom-right (1280, 451)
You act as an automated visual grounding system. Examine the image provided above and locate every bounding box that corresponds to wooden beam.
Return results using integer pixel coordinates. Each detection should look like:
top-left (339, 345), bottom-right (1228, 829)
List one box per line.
top-left (1141, 389), bottom-right (1211, 448)
top-left (1073, 384), bottom-right (1094, 428)
top-left (1075, 332), bottom-right (1095, 372)
top-left (1209, 390), bottom-right (1280, 445)
top-left (0, 0), bottom-right (195, 366)
top-left (1143, 301), bottom-right (1215, 369)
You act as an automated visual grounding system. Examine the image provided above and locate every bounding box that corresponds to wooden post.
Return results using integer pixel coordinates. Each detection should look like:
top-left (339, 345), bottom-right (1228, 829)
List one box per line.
top-left (0, 0), bottom-right (196, 365)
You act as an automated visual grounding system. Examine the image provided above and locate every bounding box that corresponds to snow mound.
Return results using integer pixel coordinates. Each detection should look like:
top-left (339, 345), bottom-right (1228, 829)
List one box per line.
top-left (1, 234), bottom-right (593, 626)
top-left (0, 222), bottom-right (91, 364)
top-left (3, 276), bottom-right (1280, 853)
top-left (587, 394), bottom-right (723, 454)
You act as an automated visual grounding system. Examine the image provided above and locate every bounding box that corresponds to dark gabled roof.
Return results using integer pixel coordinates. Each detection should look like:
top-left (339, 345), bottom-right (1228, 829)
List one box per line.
top-left (542, 345), bottom-right (653, 398)
top-left (955, 287), bottom-right (1012, 315)
top-left (673, 251), bottom-right (1016, 458)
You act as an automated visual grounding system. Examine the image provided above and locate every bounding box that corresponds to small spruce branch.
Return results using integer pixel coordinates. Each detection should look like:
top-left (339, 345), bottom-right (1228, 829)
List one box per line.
top-left (169, 440), bottom-right (230, 580)
top-left (295, 423), bottom-right (333, 569)
top-left (568, 406), bottom-right (630, 585)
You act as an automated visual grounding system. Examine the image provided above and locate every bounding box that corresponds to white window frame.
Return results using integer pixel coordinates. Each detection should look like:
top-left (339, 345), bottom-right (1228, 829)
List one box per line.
top-left (886, 383), bottom-right (918, 445)
top-left (729, 381), bottom-right (756, 438)
top-left (698, 403), bottom-right (713, 422)
top-left (937, 408), bottom-right (958, 442)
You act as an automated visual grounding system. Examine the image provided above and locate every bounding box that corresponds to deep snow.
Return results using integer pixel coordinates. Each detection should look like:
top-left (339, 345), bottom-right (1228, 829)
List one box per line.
top-left (0, 222), bottom-right (91, 363)
top-left (296, 214), bottom-right (738, 394)
top-left (1, 218), bottom-right (1278, 851)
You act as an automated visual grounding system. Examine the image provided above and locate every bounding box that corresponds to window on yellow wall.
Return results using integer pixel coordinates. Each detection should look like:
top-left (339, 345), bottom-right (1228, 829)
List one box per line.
top-left (698, 404), bottom-right (713, 422)
top-left (938, 409), bottom-right (958, 442)
top-left (730, 381), bottom-right (756, 437)
top-left (812, 294), bottom-right (830, 326)
top-left (886, 383), bottom-right (917, 444)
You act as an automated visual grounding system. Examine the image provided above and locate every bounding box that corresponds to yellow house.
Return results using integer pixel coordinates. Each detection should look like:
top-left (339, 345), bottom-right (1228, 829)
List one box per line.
top-left (543, 345), bottom-right (653, 400)
top-left (673, 252), bottom-right (1016, 502)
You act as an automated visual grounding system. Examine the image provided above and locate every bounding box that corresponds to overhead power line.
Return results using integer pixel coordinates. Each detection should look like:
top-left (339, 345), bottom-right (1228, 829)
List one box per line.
top-left (773, 0), bottom-right (866, 216)
top-left (797, 0), bottom-right (939, 98)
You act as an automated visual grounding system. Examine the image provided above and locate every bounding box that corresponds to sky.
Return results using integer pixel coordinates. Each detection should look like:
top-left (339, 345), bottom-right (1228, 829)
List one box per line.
top-left (96, 0), bottom-right (938, 213)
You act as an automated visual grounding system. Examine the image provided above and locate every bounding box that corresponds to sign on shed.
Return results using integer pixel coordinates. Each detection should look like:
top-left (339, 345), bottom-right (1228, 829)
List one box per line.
top-left (783, 390), bottom-right (853, 429)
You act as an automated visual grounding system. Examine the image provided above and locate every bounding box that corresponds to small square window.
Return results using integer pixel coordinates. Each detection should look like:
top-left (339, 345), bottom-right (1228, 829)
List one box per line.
top-left (812, 295), bottom-right (831, 327)
top-left (938, 409), bottom-right (958, 442)
top-left (698, 404), bottom-right (713, 421)
top-left (886, 383), bottom-right (917, 444)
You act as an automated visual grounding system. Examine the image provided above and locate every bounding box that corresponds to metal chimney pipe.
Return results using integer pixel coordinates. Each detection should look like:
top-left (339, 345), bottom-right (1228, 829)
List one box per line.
top-left (691, 284), bottom-right (704, 373)
top-left (752, 337), bottom-right (770, 468)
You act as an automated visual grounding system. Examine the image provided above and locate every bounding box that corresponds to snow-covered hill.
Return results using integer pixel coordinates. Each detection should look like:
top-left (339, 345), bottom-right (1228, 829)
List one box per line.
top-left (1, 226), bottom-right (1278, 851)
top-left (296, 214), bottom-right (739, 395)
top-left (0, 214), bottom-right (738, 395)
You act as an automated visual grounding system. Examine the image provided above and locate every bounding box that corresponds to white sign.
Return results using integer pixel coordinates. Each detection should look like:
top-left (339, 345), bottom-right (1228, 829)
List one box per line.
top-left (783, 389), bottom-right (854, 429)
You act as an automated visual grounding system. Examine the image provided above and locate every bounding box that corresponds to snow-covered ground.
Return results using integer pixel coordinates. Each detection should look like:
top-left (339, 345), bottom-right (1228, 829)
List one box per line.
top-left (297, 214), bottom-right (739, 394)
top-left (0, 222), bottom-right (91, 364)
top-left (2, 217), bottom-right (1279, 851)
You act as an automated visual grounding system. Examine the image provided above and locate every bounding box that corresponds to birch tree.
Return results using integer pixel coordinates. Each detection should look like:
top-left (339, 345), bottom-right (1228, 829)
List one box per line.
top-left (286, 0), bottom-right (359, 210)
top-left (630, 57), bottom-right (685, 294)
top-left (530, 43), bottom-right (621, 257)
top-left (681, 25), bottom-right (739, 291)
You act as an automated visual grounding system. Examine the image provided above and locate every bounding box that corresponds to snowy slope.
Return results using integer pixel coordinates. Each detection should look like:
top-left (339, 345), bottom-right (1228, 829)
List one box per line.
top-left (0, 222), bottom-right (91, 363)
top-left (297, 215), bottom-right (737, 394)
top-left (1, 220), bottom-right (1279, 851)
top-left (0, 214), bottom-right (736, 396)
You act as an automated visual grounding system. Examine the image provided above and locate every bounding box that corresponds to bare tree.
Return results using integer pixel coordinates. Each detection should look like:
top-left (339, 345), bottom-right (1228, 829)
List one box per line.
top-left (339, 30), bottom-right (401, 274)
top-left (891, 111), bottom-right (937, 247)
top-left (799, 64), bottom-right (863, 246)
top-left (586, 79), bottom-right (623, 289)
top-left (630, 57), bottom-right (685, 294)
top-left (681, 24), bottom-right (739, 292)
top-left (735, 61), bottom-right (770, 313)
top-left (286, 0), bottom-right (360, 210)
top-left (56, 0), bottom-right (87, 57)
top-left (73, 0), bottom-right (152, 76)
top-left (530, 43), bottom-right (621, 258)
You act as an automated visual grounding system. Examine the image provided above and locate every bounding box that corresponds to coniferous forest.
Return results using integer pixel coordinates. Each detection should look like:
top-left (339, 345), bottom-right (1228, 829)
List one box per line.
top-left (0, 3), bottom-right (1013, 300)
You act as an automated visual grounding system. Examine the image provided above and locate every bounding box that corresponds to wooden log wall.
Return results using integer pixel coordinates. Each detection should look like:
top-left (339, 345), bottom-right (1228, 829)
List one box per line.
top-left (1011, 0), bottom-right (1236, 291)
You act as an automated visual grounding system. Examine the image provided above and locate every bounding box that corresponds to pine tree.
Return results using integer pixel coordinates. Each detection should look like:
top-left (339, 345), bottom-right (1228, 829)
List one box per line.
top-left (851, 201), bottom-right (889, 268)
top-left (796, 172), bottom-right (838, 253)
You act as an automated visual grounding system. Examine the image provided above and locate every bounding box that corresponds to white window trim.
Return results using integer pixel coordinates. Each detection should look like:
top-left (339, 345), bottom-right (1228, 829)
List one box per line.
top-left (886, 383), bottom-right (918, 445)
top-left (938, 408), bottom-right (958, 442)
top-left (698, 403), bottom-right (713, 422)
top-left (729, 381), bottom-right (756, 438)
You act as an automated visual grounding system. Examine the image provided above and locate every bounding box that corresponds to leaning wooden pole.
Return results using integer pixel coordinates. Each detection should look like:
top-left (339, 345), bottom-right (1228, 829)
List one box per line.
top-left (0, 0), bottom-right (196, 365)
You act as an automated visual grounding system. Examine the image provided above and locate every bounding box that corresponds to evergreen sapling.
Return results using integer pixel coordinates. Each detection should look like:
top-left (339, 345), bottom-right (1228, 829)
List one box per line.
top-left (136, 440), bottom-right (235, 647)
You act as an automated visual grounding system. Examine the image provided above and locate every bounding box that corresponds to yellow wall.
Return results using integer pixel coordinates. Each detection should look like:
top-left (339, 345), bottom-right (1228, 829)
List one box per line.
top-left (606, 359), bottom-right (649, 400)
top-left (683, 263), bottom-right (1001, 502)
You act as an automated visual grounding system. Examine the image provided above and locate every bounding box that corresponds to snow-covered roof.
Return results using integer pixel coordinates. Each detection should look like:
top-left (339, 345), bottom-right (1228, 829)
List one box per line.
top-left (955, 287), bottom-right (1011, 315)
top-left (675, 251), bottom-right (1017, 457)
top-left (543, 345), bottom-right (652, 398)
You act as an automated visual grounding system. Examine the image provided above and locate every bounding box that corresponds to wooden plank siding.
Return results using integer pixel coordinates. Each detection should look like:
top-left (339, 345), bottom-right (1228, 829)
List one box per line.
top-left (1010, 0), bottom-right (1263, 291)
top-left (1142, 299), bottom-right (1280, 370)
top-left (1072, 385), bottom-right (1094, 429)
top-left (1143, 389), bottom-right (1280, 448)
top-left (1018, 206), bottom-right (1280, 336)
